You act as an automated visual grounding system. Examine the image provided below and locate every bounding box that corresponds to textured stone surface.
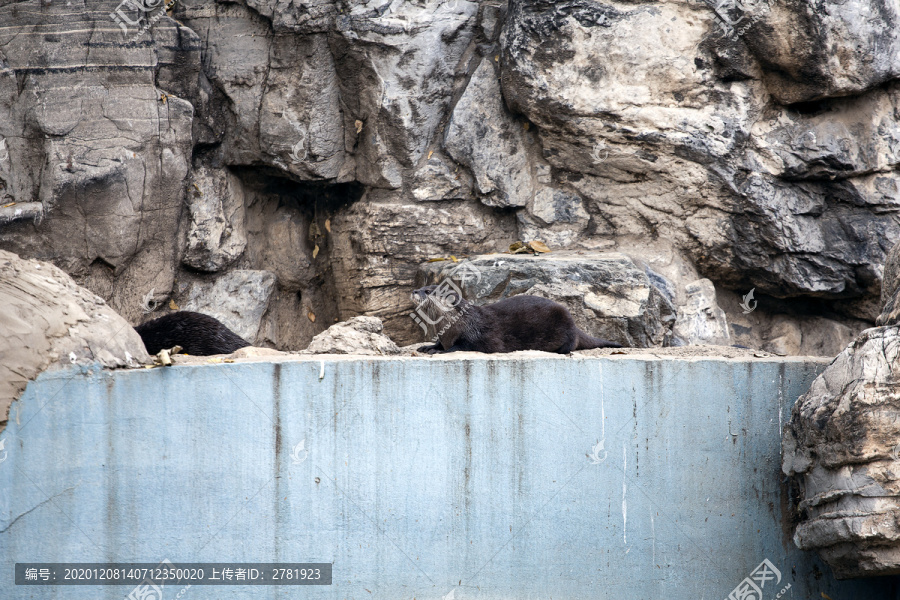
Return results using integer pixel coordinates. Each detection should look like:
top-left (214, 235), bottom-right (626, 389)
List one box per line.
top-left (444, 59), bottom-right (533, 207)
top-left (417, 253), bottom-right (676, 348)
top-left (304, 316), bottom-right (400, 355)
top-left (878, 239), bottom-right (900, 326)
top-left (0, 249), bottom-right (149, 429)
top-left (180, 269), bottom-right (277, 343)
top-left (500, 0), bottom-right (900, 302)
top-left (783, 326), bottom-right (900, 578)
top-left (183, 166), bottom-right (247, 272)
top-left (738, 0), bottom-right (900, 104)
top-left (0, 0), bottom-right (898, 355)
top-left (673, 279), bottom-right (731, 346)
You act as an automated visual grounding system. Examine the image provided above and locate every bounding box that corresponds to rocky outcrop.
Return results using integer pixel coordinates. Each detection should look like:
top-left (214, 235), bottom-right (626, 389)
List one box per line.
top-left (180, 269), bottom-right (276, 343)
top-left (416, 253), bottom-right (676, 348)
top-left (739, 0), bottom-right (900, 104)
top-left (2, 0), bottom-right (899, 355)
top-left (783, 326), bottom-right (900, 578)
top-left (878, 240), bottom-right (900, 326)
top-left (0, 250), bottom-right (149, 430)
top-left (500, 0), bottom-right (900, 302)
top-left (673, 279), bottom-right (731, 346)
top-left (304, 316), bottom-right (400, 355)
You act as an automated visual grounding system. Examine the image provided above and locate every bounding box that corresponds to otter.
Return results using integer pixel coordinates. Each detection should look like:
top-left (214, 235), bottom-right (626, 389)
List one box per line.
top-left (411, 285), bottom-right (622, 354)
top-left (134, 311), bottom-right (251, 356)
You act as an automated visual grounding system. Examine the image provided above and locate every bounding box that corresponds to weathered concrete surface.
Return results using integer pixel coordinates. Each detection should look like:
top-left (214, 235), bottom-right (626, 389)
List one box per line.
top-left (1, 354), bottom-right (898, 599)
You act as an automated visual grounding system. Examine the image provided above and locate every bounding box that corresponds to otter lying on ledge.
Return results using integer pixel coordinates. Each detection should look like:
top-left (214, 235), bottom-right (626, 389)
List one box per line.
top-left (411, 285), bottom-right (622, 354)
top-left (135, 311), bottom-right (250, 356)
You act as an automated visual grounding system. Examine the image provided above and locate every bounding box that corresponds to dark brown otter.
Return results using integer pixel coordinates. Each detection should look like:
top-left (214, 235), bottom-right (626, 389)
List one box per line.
top-left (411, 285), bottom-right (622, 354)
top-left (135, 311), bottom-right (251, 356)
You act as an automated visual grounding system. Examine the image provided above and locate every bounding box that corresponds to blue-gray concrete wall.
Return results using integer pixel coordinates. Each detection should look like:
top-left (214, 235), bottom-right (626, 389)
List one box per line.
top-left (1, 355), bottom-right (897, 599)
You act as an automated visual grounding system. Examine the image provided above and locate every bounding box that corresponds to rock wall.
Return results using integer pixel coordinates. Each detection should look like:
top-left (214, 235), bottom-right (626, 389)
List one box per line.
top-left (1, 0), bottom-right (898, 354)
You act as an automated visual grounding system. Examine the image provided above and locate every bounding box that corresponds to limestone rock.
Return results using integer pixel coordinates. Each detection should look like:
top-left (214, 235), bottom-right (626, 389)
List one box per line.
top-left (737, 0), bottom-right (900, 104)
top-left (500, 0), bottom-right (900, 300)
top-left (417, 252), bottom-right (676, 347)
top-left (0, 250), bottom-right (149, 429)
top-left (329, 192), bottom-right (518, 346)
top-left (183, 166), bottom-right (247, 272)
top-left (783, 326), bottom-right (900, 578)
top-left (673, 279), bottom-right (731, 346)
top-left (0, 5), bottom-right (198, 322)
top-left (878, 240), bottom-right (900, 326)
top-left (444, 59), bottom-right (533, 207)
top-left (0, 0), bottom-right (893, 360)
top-left (180, 270), bottom-right (276, 343)
top-left (304, 316), bottom-right (400, 355)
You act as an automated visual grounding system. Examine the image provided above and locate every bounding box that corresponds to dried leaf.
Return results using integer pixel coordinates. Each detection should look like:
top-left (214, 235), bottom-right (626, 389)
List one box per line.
top-left (427, 150), bottom-right (433, 159)
top-left (529, 240), bottom-right (551, 253)
top-left (1, 202), bottom-right (15, 209)
top-left (508, 241), bottom-right (525, 253)
top-left (523, 122), bottom-right (530, 131)
top-left (308, 310), bottom-right (316, 322)
top-left (426, 258), bottom-right (447, 262)
top-left (355, 120), bottom-right (364, 134)
top-left (324, 218), bottom-right (331, 233)
top-left (169, 299), bottom-right (179, 310)
top-left (450, 255), bottom-right (458, 262)
top-left (312, 244), bottom-right (319, 259)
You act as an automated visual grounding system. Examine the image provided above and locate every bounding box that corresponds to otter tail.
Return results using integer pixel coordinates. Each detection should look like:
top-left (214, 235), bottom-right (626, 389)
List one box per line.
top-left (576, 331), bottom-right (622, 350)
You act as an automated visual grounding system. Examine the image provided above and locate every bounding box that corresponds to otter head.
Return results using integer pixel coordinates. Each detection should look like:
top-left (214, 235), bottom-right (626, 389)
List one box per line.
top-left (411, 283), bottom-right (468, 323)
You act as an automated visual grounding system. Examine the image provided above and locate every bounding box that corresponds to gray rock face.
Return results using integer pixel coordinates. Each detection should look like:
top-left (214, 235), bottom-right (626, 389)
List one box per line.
top-left (330, 192), bottom-right (518, 345)
top-left (417, 253), bottom-right (676, 348)
top-left (0, 250), bottom-right (149, 430)
top-left (500, 0), bottom-right (900, 302)
top-left (304, 316), bottom-right (400, 355)
top-left (1, 0), bottom-right (897, 355)
top-left (183, 166), bottom-right (247, 272)
top-left (673, 279), bottom-right (731, 346)
top-left (878, 240), bottom-right (900, 326)
top-left (180, 270), bottom-right (277, 343)
top-left (0, 3), bottom-right (198, 322)
top-left (738, 0), bottom-right (900, 104)
top-left (445, 59), bottom-right (533, 207)
top-left (783, 326), bottom-right (900, 578)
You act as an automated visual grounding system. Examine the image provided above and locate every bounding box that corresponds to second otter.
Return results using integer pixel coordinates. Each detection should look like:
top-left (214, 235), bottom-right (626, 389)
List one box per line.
top-left (411, 285), bottom-right (622, 354)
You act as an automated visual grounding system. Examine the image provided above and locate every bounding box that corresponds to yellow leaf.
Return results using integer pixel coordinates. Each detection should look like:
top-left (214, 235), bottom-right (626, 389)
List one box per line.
top-left (427, 150), bottom-right (433, 159)
top-left (494, 55), bottom-right (499, 62)
top-left (313, 244), bottom-right (319, 259)
top-left (355, 120), bottom-right (364, 134)
top-left (169, 299), bottom-right (179, 310)
top-left (426, 258), bottom-right (447, 262)
top-left (324, 218), bottom-right (331, 233)
top-left (308, 310), bottom-right (316, 322)
top-left (529, 240), bottom-right (551, 253)
top-left (450, 255), bottom-right (458, 262)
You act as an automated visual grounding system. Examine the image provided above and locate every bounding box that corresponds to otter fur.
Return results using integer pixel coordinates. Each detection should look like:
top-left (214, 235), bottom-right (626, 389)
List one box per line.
top-left (135, 311), bottom-right (251, 356)
top-left (411, 285), bottom-right (622, 354)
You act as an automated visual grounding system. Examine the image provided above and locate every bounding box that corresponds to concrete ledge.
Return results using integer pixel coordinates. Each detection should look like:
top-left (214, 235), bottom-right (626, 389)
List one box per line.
top-left (1, 354), bottom-right (897, 599)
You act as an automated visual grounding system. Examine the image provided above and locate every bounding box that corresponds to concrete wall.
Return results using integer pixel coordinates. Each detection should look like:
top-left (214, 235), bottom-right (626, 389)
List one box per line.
top-left (1, 354), bottom-right (898, 599)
